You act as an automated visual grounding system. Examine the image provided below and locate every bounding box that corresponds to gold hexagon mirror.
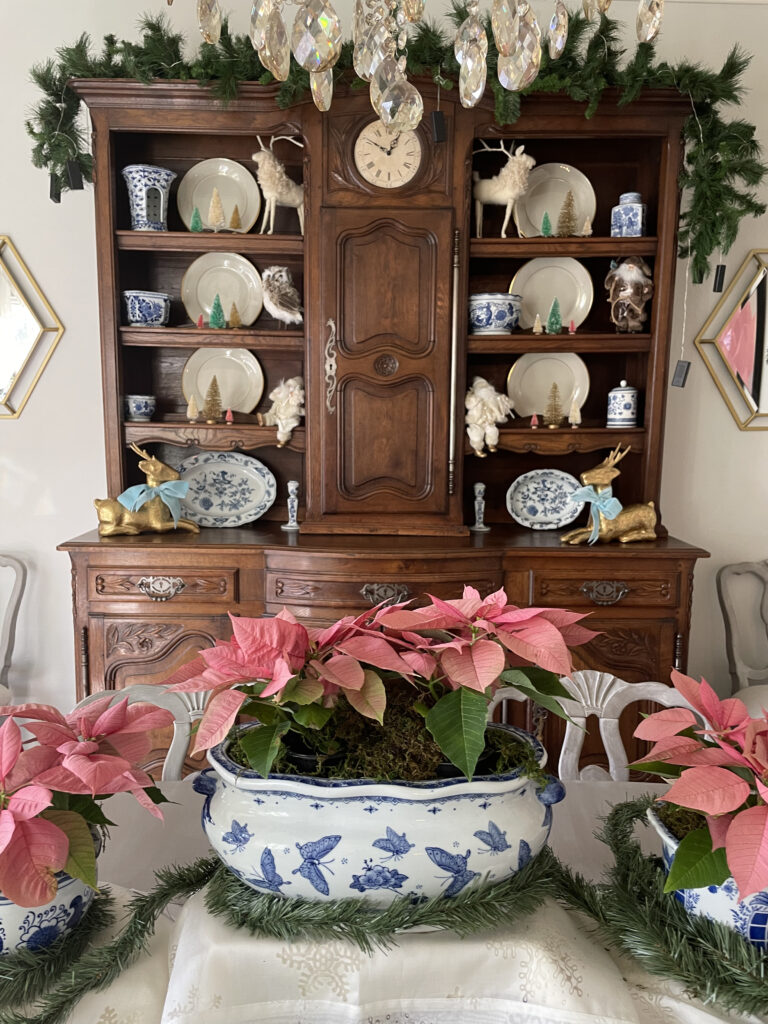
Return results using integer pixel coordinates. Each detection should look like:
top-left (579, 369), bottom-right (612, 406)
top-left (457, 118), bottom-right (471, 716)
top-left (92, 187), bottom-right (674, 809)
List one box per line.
top-left (695, 249), bottom-right (768, 430)
top-left (0, 236), bottom-right (64, 419)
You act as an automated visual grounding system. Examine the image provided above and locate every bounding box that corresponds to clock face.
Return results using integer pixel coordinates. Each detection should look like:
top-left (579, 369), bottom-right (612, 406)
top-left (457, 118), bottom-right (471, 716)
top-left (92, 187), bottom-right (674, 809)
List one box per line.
top-left (353, 122), bottom-right (423, 190)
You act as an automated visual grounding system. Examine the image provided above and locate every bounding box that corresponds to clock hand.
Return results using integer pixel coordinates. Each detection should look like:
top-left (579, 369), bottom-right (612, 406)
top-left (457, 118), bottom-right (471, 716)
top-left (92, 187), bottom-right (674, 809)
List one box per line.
top-left (386, 133), bottom-right (402, 156)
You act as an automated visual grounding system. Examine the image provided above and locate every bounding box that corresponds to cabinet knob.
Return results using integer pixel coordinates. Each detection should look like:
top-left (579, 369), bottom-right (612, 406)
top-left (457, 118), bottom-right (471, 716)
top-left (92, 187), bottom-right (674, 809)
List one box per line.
top-left (136, 576), bottom-right (187, 602)
top-left (579, 580), bottom-right (629, 606)
top-left (360, 583), bottom-right (410, 606)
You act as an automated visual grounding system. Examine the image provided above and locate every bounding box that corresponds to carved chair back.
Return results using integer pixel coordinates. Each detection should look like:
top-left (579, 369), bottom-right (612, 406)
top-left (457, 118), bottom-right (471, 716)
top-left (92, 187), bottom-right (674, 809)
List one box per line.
top-left (0, 555), bottom-right (27, 703)
top-left (71, 684), bottom-right (209, 780)
top-left (716, 560), bottom-right (768, 696)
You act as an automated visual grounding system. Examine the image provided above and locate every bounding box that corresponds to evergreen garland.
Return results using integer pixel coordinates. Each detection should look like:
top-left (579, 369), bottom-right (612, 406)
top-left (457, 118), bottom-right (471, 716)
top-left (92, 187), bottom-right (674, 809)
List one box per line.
top-left (25, 7), bottom-right (767, 281)
top-left (556, 796), bottom-right (768, 1020)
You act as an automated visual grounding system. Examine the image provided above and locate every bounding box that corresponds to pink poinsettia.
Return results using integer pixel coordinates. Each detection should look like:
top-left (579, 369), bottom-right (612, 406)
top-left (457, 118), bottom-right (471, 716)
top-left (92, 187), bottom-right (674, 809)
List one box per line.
top-left (633, 670), bottom-right (768, 898)
top-left (163, 586), bottom-right (595, 780)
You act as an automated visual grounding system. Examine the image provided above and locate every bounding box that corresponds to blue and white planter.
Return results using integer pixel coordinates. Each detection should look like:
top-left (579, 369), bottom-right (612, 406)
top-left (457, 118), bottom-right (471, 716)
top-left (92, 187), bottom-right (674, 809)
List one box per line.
top-left (121, 164), bottom-right (177, 231)
top-left (193, 723), bottom-right (565, 907)
top-left (122, 290), bottom-right (171, 327)
top-left (649, 807), bottom-right (768, 950)
top-left (0, 873), bottom-right (95, 955)
top-left (468, 293), bottom-right (522, 335)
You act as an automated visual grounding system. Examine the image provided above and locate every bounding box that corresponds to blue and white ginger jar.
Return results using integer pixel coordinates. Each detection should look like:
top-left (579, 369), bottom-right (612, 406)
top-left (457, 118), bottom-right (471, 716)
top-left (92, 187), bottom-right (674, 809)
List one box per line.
top-left (610, 192), bottom-right (647, 238)
top-left (194, 722), bottom-right (565, 907)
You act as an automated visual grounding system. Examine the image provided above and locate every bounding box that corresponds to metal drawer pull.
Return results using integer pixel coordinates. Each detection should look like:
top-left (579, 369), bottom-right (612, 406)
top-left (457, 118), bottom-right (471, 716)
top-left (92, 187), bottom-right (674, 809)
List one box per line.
top-left (579, 580), bottom-right (629, 606)
top-left (136, 576), bottom-right (187, 602)
top-left (360, 583), bottom-right (411, 606)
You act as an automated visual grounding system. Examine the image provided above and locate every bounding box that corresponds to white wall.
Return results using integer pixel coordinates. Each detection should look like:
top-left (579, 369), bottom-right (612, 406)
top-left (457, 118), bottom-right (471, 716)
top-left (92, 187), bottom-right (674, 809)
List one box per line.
top-left (1, 0), bottom-right (766, 705)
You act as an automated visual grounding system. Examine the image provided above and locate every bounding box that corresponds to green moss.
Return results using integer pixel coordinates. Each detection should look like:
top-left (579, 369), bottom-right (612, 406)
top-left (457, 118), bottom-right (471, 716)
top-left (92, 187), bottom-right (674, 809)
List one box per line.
top-left (656, 802), bottom-right (707, 841)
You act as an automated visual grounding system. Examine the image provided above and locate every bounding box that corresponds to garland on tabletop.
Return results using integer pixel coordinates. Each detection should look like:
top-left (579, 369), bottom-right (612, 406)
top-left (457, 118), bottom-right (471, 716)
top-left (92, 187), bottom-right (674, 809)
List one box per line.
top-left (556, 796), bottom-right (768, 1021)
top-left (26, 7), bottom-right (766, 281)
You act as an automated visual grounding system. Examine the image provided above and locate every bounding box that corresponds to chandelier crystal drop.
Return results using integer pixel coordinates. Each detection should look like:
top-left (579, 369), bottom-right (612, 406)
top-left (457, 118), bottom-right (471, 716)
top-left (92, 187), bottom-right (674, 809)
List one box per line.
top-left (197, 0), bottom-right (222, 43)
top-left (498, 1), bottom-right (541, 92)
top-left (310, 68), bottom-right (334, 109)
top-left (249, 0), bottom-right (272, 50)
top-left (291, 0), bottom-right (342, 72)
top-left (636, 0), bottom-right (664, 42)
top-left (491, 0), bottom-right (518, 58)
top-left (548, 1), bottom-right (568, 60)
top-left (370, 55), bottom-right (402, 115)
top-left (401, 0), bottom-right (424, 22)
top-left (262, 7), bottom-right (291, 80)
top-left (582, 0), bottom-right (596, 18)
top-left (379, 77), bottom-right (424, 132)
top-left (459, 40), bottom-right (488, 108)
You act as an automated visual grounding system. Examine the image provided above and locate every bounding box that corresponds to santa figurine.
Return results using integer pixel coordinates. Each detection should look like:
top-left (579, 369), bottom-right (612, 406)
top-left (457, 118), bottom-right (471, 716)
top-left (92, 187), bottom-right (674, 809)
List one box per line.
top-left (464, 376), bottom-right (514, 457)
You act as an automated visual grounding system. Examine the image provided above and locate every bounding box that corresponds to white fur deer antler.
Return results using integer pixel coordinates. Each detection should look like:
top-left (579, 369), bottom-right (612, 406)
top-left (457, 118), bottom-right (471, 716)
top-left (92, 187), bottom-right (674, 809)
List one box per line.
top-left (472, 139), bottom-right (513, 156)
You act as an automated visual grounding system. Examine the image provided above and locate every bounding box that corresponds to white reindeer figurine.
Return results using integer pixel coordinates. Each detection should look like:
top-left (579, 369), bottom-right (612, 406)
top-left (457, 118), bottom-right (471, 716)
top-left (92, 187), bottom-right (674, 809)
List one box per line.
top-left (251, 135), bottom-right (305, 235)
top-left (473, 141), bottom-right (536, 239)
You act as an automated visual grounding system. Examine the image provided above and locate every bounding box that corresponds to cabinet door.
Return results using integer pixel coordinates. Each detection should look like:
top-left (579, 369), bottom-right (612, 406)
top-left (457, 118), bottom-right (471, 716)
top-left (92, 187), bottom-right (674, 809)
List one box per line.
top-left (307, 207), bottom-right (461, 532)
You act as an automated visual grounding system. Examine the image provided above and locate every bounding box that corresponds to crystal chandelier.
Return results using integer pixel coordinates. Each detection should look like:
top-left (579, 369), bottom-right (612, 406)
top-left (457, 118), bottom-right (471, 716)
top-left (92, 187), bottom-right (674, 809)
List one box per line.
top-left (196, 0), bottom-right (665, 125)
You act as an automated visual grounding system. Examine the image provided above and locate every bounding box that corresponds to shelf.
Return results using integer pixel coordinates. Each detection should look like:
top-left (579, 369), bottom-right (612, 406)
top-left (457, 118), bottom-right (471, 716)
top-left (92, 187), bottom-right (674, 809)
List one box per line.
top-left (124, 421), bottom-right (306, 453)
top-left (115, 231), bottom-right (304, 258)
top-left (467, 333), bottom-right (652, 354)
top-left (469, 237), bottom-right (658, 258)
top-left (464, 426), bottom-right (646, 455)
top-left (120, 327), bottom-right (304, 350)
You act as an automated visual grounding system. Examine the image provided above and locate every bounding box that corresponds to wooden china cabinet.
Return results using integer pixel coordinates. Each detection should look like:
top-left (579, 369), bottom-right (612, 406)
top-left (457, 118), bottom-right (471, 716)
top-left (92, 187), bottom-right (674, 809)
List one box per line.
top-left (59, 78), bottom-right (708, 769)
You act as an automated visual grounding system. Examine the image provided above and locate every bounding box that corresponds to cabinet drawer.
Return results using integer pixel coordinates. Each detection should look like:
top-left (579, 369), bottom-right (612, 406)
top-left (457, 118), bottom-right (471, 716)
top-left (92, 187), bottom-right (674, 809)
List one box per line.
top-left (531, 570), bottom-right (679, 608)
top-left (88, 568), bottom-right (238, 605)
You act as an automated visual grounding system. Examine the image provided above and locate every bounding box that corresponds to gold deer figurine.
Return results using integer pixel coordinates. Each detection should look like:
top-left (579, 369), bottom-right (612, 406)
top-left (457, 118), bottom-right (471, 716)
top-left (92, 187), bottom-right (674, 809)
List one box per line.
top-left (94, 443), bottom-right (200, 537)
top-left (560, 445), bottom-right (657, 545)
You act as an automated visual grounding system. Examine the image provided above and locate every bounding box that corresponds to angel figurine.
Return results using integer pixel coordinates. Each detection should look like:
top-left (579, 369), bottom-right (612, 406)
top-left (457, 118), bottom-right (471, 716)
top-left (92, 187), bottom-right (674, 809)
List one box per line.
top-left (257, 376), bottom-right (305, 446)
top-left (464, 376), bottom-right (513, 457)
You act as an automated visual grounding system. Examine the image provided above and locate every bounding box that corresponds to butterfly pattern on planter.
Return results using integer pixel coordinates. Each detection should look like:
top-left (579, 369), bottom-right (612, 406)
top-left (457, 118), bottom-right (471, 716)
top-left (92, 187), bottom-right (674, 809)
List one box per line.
top-left (244, 848), bottom-right (291, 894)
top-left (474, 820), bottom-right (511, 855)
top-left (372, 827), bottom-right (414, 861)
top-left (517, 839), bottom-right (532, 872)
top-left (349, 860), bottom-right (408, 892)
top-left (292, 835), bottom-right (341, 895)
top-left (222, 820), bottom-right (253, 852)
top-left (426, 847), bottom-right (480, 896)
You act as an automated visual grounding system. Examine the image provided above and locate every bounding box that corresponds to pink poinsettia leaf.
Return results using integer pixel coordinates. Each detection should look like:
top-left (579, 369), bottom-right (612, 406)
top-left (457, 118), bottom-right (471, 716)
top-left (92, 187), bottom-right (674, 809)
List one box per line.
top-left (129, 786), bottom-right (165, 820)
top-left (757, 778), bottom-right (768, 803)
top-left (229, 614), bottom-right (309, 670)
top-left (160, 655), bottom-right (208, 688)
top-left (705, 813), bottom-right (734, 850)
top-left (335, 636), bottom-right (416, 676)
top-left (663, 765), bottom-right (751, 816)
top-left (316, 655), bottom-right (365, 692)
top-left (634, 707), bottom-right (699, 741)
top-left (99, 732), bottom-right (154, 765)
top-left (726, 805), bottom-right (768, 898)
top-left (0, 717), bottom-right (22, 783)
top-left (4, 745), bottom-right (61, 792)
top-left (34, 765), bottom-right (91, 795)
top-left (440, 640), bottom-right (506, 693)
top-left (0, 703), bottom-right (68, 726)
top-left (714, 697), bottom-right (751, 731)
top-left (495, 619), bottom-right (572, 676)
top-left (191, 688), bottom-right (248, 755)
top-left (260, 657), bottom-right (295, 698)
top-left (91, 697), bottom-right (131, 737)
top-left (68, 694), bottom-right (119, 737)
top-left (24, 722), bottom-right (77, 749)
top-left (633, 735), bottom-right (703, 764)
top-left (0, 809), bottom-right (16, 856)
top-left (669, 671), bottom-right (706, 718)
top-left (59, 752), bottom-right (135, 795)
top-left (0, 818), bottom-right (69, 907)
top-left (7, 785), bottom-right (53, 821)
top-left (400, 650), bottom-right (438, 680)
top-left (673, 746), bottom-right (749, 768)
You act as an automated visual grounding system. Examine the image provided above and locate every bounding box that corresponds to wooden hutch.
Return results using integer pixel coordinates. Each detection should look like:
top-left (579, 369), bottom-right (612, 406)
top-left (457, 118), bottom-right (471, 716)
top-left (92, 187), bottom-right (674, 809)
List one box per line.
top-left (59, 79), bottom-right (708, 765)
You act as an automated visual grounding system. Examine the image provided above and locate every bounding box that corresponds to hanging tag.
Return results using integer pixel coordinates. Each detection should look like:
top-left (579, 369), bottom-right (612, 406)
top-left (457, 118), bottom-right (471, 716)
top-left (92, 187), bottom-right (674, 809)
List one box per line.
top-left (712, 264), bottom-right (726, 293)
top-left (431, 110), bottom-right (446, 143)
top-left (671, 360), bottom-right (690, 388)
top-left (66, 158), bottom-right (84, 190)
top-left (49, 173), bottom-right (61, 204)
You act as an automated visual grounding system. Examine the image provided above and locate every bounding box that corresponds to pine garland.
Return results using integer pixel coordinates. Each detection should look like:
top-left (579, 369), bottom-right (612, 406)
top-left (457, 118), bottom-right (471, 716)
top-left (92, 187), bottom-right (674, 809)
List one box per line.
top-left (556, 796), bottom-right (768, 1020)
top-left (23, 8), bottom-right (768, 280)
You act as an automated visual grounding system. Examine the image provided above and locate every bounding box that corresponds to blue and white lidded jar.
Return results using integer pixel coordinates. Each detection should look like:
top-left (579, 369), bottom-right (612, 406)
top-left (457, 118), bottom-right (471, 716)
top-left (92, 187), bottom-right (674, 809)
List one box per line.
top-left (607, 380), bottom-right (638, 428)
top-left (610, 192), bottom-right (647, 237)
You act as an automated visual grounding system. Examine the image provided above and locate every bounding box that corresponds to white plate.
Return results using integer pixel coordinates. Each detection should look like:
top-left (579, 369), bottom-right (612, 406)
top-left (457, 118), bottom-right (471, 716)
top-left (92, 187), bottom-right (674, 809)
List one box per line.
top-left (182, 347), bottom-right (264, 414)
top-left (181, 252), bottom-right (263, 326)
top-left (513, 163), bottom-right (596, 238)
top-left (510, 257), bottom-right (594, 330)
top-left (180, 452), bottom-right (276, 527)
top-left (177, 158), bottom-right (261, 232)
top-left (507, 352), bottom-right (589, 417)
top-left (506, 469), bottom-right (585, 530)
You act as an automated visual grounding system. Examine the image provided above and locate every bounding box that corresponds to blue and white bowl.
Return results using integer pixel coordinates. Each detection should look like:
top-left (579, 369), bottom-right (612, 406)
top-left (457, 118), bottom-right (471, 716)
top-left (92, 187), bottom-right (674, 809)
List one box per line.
top-left (469, 293), bottom-right (522, 335)
top-left (122, 290), bottom-right (171, 327)
top-left (649, 807), bottom-right (768, 950)
top-left (0, 873), bottom-right (95, 955)
top-left (193, 722), bottom-right (565, 907)
top-left (124, 394), bottom-right (157, 422)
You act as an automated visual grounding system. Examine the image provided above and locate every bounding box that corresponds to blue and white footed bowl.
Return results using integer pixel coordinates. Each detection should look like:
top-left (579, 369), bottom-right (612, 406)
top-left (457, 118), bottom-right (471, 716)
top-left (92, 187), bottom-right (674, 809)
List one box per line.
top-left (122, 290), bottom-right (171, 327)
top-left (649, 808), bottom-right (768, 949)
top-left (469, 293), bottom-right (522, 335)
top-left (0, 873), bottom-right (95, 955)
top-left (193, 723), bottom-right (565, 907)
top-left (124, 394), bottom-right (157, 422)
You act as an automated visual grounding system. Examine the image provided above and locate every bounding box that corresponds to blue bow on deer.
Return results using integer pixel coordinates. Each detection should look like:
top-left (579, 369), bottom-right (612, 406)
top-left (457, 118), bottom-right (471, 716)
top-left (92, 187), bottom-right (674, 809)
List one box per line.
top-left (117, 479), bottom-right (190, 526)
top-left (570, 485), bottom-right (623, 545)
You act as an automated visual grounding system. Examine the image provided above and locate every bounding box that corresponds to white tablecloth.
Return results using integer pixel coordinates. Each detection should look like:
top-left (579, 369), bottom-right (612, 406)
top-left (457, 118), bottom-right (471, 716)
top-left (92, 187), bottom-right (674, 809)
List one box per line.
top-left (65, 782), bottom-right (766, 1024)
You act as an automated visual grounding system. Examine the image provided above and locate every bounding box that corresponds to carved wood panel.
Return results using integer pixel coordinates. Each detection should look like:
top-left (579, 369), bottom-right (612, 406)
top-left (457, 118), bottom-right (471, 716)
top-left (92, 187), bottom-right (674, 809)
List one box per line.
top-left (532, 571), bottom-right (679, 607)
top-left (89, 569), bottom-right (236, 603)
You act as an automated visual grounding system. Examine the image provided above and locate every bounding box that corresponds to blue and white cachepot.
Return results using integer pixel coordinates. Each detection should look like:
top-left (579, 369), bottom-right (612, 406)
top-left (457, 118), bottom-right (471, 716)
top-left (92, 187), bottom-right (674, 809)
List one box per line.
top-left (649, 807), bottom-right (768, 950)
top-left (193, 723), bottom-right (565, 907)
top-left (0, 872), bottom-right (95, 955)
top-left (468, 293), bottom-right (522, 335)
top-left (121, 164), bottom-right (177, 231)
top-left (606, 379), bottom-right (638, 428)
top-left (122, 290), bottom-right (171, 327)
top-left (610, 192), bottom-right (647, 237)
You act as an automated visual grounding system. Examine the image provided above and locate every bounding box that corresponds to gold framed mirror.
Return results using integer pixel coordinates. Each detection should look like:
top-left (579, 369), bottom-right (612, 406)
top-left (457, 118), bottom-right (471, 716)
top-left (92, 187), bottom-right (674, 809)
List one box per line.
top-left (0, 236), bottom-right (64, 419)
top-left (695, 249), bottom-right (768, 430)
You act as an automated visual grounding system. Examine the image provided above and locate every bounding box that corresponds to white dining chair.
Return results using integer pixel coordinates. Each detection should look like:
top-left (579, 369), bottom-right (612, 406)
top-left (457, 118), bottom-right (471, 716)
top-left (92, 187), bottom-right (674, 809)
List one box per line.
top-left (72, 684), bottom-right (209, 781)
top-left (0, 555), bottom-right (27, 704)
top-left (716, 559), bottom-right (768, 715)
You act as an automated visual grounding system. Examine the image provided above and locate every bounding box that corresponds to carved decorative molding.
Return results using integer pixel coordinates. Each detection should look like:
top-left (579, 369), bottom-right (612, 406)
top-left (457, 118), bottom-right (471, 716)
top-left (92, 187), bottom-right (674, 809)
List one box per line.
top-left (360, 583), bottom-right (410, 605)
top-left (106, 622), bottom-right (183, 658)
top-left (123, 425), bottom-right (306, 453)
top-left (579, 580), bottom-right (630, 606)
top-left (274, 578), bottom-right (321, 598)
top-left (95, 574), bottom-right (229, 599)
top-left (374, 354), bottom-right (399, 377)
top-left (586, 629), bottom-right (658, 680)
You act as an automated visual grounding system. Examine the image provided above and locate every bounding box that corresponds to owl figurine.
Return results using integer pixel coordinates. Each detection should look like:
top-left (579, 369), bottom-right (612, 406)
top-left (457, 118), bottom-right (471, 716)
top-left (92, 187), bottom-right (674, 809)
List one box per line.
top-left (261, 266), bottom-right (304, 327)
